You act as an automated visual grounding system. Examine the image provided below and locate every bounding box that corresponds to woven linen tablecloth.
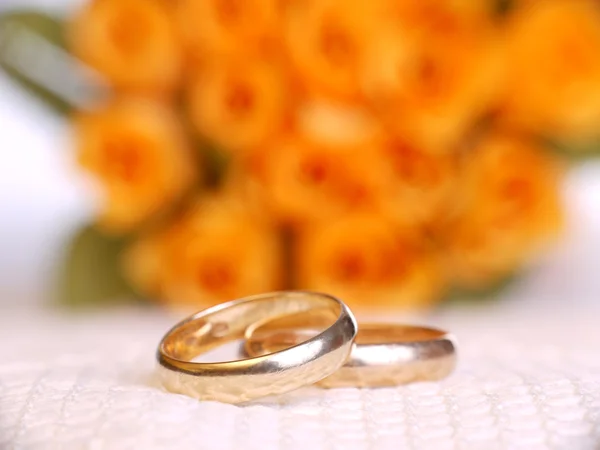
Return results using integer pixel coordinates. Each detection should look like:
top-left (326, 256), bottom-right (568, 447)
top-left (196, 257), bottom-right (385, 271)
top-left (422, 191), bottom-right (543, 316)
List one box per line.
top-left (1, 301), bottom-right (599, 450)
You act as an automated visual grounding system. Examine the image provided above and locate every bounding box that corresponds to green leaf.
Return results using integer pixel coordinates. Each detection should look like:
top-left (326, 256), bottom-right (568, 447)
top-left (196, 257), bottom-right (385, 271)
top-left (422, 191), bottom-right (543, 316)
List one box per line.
top-left (0, 10), bottom-right (72, 114)
top-left (543, 137), bottom-right (600, 162)
top-left (56, 225), bottom-right (139, 308)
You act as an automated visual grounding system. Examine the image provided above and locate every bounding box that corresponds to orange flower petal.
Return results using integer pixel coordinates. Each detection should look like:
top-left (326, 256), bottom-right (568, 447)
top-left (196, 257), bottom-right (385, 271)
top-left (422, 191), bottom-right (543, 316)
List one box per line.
top-left (362, 2), bottom-right (502, 148)
top-left (187, 58), bottom-right (291, 152)
top-left (70, 0), bottom-right (182, 92)
top-left (441, 132), bottom-right (564, 288)
top-left (376, 136), bottom-right (461, 227)
top-left (75, 98), bottom-right (197, 233)
top-left (284, 0), bottom-right (379, 100)
top-left (124, 194), bottom-right (284, 309)
top-left (176, 0), bottom-right (280, 59)
top-left (295, 213), bottom-right (445, 312)
top-left (252, 131), bottom-right (389, 225)
top-left (500, 0), bottom-right (600, 141)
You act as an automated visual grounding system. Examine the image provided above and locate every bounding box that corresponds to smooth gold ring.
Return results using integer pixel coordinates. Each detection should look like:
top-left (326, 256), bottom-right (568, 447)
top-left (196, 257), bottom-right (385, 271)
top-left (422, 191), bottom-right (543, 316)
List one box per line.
top-left (156, 291), bottom-right (357, 403)
top-left (245, 320), bottom-right (456, 388)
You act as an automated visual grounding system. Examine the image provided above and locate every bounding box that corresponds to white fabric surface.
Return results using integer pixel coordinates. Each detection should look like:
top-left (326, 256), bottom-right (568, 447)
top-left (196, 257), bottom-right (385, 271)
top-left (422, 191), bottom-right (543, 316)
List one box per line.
top-left (1, 302), bottom-right (600, 450)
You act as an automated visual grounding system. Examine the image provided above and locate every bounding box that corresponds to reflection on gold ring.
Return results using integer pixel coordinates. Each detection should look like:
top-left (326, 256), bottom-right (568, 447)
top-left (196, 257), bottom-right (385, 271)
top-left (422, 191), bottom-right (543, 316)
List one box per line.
top-left (156, 291), bottom-right (357, 403)
top-left (245, 319), bottom-right (456, 388)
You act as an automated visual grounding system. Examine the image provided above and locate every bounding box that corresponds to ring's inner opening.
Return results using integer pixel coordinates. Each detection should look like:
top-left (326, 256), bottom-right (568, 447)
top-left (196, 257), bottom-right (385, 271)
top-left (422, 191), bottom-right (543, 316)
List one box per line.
top-left (246, 323), bottom-right (447, 356)
top-left (357, 324), bottom-right (446, 344)
top-left (161, 293), bottom-right (341, 362)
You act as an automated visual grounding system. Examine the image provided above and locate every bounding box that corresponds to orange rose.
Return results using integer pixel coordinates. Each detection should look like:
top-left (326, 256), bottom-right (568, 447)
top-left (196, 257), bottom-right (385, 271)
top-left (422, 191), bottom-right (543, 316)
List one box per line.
top-left (187, 58), bottom-right (291, 152)
top-left (176, 0), bottom-right (280, 60)
top-left (376, 136), bottom-right (461, 227)
top-left (361, 1), bottom-right (501, 149)
top-left (284, 0), bottom-right (380, 100)
top-left (75, 98), bottom-right (197, 233)
top-left (70, 0), bottom-right (181, 92)
top-left (250, 129), bottom-right (389, 225)
top-left (441, 132), bottom-right (563, 288)
top-left (500, 0), bottom-right (600, 142)
top-left (123, 194), bottom-right (283, 308)
top-left (295, 213), bottom-right (445, 312)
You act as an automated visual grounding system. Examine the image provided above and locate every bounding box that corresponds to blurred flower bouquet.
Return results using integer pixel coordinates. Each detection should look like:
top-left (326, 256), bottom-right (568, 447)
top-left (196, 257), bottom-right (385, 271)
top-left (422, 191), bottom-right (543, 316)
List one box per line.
top-left (1, 0), bottom-right (599, 312)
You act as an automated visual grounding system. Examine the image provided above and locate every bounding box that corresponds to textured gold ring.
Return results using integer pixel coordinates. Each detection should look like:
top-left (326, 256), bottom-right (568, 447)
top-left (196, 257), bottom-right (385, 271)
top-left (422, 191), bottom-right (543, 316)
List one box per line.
top-left (156, 291), bottom-right (357, 403)
top-left (245, 319), bottom-right (456, 388)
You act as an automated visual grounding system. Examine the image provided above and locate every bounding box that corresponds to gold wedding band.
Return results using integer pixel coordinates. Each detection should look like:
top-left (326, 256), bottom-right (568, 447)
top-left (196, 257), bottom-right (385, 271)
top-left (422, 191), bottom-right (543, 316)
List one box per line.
top-left (245, 319), bottom-right (456, 388)
top-left (156, 291), bottom-right (357, 403)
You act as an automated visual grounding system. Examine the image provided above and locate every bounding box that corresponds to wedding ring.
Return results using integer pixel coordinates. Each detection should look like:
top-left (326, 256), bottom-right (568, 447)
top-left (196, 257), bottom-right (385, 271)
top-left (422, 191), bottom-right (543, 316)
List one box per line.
top-left (156, 291), bottom-right (357, 403)
top-left (245, 319), bottom-right (456, 388)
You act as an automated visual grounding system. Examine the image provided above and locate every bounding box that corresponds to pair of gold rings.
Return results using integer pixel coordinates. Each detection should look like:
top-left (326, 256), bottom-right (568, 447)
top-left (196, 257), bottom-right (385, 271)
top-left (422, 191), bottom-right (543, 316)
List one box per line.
top-left (156, 291), bottom-right (456, 404)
